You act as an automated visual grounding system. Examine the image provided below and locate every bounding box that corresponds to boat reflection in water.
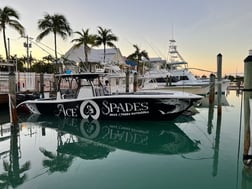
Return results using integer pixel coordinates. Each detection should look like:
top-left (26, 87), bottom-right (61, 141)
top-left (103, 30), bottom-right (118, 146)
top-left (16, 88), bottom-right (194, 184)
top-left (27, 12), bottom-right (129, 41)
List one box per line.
top-left (25, 115), bottom-right (200, 157)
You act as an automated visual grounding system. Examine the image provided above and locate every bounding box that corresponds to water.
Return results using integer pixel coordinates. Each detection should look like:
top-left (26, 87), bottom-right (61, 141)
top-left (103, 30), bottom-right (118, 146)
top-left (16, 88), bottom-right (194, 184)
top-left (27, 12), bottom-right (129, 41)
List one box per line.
top-left (0, 90), bottom-right (251, 189)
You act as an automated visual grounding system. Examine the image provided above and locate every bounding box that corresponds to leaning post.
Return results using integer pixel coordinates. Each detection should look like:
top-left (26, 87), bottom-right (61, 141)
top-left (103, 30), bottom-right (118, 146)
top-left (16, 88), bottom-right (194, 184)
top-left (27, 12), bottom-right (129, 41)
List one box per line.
top-left (243, 50), bottom-right (252, 166)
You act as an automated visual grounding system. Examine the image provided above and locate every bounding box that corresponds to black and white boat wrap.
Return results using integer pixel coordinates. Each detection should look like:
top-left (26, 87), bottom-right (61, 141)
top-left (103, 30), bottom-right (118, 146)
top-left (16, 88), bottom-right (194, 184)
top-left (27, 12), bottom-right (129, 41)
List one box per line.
top-left (17, 73), bottom-right (202, 120)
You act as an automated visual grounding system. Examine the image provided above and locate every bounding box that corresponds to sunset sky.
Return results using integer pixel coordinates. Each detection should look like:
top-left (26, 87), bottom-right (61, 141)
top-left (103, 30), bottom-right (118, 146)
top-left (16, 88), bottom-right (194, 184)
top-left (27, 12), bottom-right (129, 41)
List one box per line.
top-left (0, 0), bottom-right (251, 76)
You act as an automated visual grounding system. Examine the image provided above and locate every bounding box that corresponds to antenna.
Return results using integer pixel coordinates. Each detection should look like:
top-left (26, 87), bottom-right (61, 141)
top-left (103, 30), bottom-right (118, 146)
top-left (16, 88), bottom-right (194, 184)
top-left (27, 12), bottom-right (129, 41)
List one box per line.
top-left (171, 24), bottom-right (174, 40)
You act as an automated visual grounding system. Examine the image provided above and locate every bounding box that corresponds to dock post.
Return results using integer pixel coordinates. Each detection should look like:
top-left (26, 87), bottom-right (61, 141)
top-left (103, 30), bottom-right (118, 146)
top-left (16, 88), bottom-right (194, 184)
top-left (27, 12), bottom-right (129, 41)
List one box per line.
top-left (209, 74), bottom-right (215, 105)
top-left (40, 73), bottom-right (44, 98)
top-left (217, 53), bottom-right (222, 115)
top-left (207, 95), bottom-right (214, 134)
top-left (133, 72), bottom-right (138, 92)
top-left (212, 54), bottom-right (223, 174)
top-left (243, 50), bottom-right (252, 166)
top-left (126, 69), bottom-right (129, 93)
top-left (208, 74), bottom-right (215, 134)
top-left (8, 71), bottom-right (18, 127)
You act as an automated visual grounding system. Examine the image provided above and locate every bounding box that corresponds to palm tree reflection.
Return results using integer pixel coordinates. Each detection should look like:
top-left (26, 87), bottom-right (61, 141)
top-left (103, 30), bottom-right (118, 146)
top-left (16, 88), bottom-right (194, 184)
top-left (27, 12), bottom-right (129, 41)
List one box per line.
top-left (0, 126), bottom-right (30, 188)
top-left (39, 129), bottom-right (74, 174)
top-left (39, 147), bottom-right (74, 173)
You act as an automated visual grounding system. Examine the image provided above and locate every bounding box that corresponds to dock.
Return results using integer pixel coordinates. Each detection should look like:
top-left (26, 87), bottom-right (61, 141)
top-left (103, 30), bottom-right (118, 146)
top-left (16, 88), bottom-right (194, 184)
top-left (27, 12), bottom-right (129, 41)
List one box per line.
top-left (0, 72), bottom-right (54, 105)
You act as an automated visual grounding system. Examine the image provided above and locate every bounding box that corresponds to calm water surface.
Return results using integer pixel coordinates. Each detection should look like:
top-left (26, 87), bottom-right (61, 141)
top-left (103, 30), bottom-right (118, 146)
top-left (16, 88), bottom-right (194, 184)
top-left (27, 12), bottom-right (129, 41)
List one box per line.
top-left (1, 90), bottom-right (251, 189)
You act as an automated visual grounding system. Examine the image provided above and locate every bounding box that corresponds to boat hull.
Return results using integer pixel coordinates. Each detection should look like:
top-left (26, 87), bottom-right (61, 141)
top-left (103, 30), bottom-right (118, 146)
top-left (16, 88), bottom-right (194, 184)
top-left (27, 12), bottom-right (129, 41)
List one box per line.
top-left (18, 96), bottom-right (199, 120)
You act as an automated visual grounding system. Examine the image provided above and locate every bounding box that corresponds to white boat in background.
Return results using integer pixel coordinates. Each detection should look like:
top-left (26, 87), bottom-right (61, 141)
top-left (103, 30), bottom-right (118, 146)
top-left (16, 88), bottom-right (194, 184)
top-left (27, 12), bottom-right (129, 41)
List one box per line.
top-left (140, 69), bottom-right (210, 96)
top-left (167, 39), bottom-right (230, 94)
top-left (96, 64), bottom-right (135, 93)
top-left (141, 39), bottom-right (230, 96)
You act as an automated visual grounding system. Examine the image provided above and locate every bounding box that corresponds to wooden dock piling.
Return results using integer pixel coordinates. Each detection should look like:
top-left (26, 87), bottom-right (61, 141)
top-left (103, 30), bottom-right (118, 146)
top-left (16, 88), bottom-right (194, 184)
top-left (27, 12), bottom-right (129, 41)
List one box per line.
top-left (217, 53), bottom-right (222, 115)
top-left (209, 74), bottom-right (215, 105)
top-left (133, 72), bottom-right (138, 92)
top-left (8, 71), bottom-right (18, 126)
top-left (243, 50), bottom-right (252, 166)
top-left (126, 69), bottom-right (129, 93)
top-left (40, 73), bottom-right (44, 98)
top-left (208, 73), bottom-right (215, 135)
top-left (207, 98), bottom-right (214, 134)
top-left (210, 54), bottom-right (223, 175)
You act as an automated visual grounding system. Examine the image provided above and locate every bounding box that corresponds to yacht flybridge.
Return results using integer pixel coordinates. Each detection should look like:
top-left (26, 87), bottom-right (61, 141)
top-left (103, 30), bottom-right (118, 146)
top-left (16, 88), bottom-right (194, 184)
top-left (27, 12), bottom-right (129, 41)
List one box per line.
top-left (141, 39), bottom-right (230, 96)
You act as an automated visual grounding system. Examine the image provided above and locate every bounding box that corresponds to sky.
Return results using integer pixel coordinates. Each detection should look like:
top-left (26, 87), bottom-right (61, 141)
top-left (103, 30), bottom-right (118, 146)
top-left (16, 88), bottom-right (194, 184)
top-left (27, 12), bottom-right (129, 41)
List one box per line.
top-left (0, 0), bottom-right (252, 76)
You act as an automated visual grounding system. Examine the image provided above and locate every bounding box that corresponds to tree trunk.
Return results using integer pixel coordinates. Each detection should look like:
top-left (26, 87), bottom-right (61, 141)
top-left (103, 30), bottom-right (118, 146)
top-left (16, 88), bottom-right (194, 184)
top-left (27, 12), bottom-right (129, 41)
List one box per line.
top-left (103, 44), bottom-right (106, 63)
top-left (3, 27), bottom-right (8, 61)
top-left (54, 32), bottom-right (59, 73)
top-left (54, 32), bottom-right (57, 62)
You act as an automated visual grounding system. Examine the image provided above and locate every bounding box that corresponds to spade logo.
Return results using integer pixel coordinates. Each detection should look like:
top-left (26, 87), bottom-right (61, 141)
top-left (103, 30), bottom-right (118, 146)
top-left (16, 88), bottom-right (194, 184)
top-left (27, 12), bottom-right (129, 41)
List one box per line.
top-left (80, 100), bottom-right (100, 120)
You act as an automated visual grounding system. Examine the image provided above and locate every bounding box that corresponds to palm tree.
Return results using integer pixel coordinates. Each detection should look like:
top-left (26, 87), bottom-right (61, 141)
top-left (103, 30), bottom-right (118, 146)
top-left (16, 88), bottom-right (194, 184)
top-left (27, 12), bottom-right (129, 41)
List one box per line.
top-left (19, 55), bottom-right (28, 71)
top-left (37, 13), bottom-right (72, 72)
top-left (127, 44), bottom-right (149, 74)
top-left (0, 6), bottom-right (25, 61)
top-left (71, 29), bottom-right (97, 72)
top-left (96, 26), bottom-right (118, 63)
top-left (42, 54), bottom-right (54, 64)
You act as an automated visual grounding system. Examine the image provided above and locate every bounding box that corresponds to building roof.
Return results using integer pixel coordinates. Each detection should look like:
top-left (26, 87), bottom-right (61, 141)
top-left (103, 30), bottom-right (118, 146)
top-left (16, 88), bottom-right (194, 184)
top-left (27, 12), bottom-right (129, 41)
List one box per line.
top-left (63, 46), bottom-right (126, 65)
